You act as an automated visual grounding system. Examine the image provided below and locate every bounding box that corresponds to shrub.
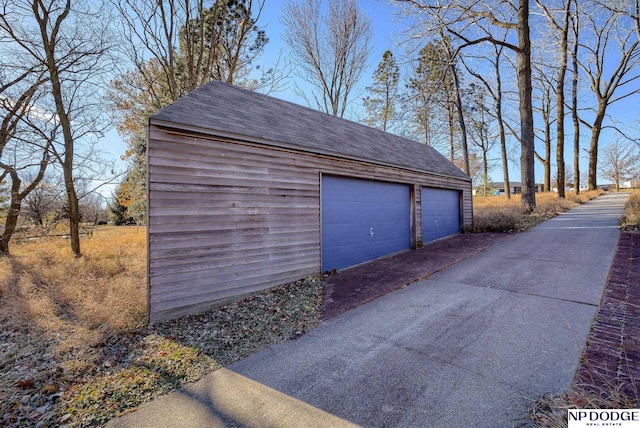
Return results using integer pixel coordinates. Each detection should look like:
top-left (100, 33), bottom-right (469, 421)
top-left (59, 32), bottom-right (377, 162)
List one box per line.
top-left (621, 190), bottom-right (640, 230)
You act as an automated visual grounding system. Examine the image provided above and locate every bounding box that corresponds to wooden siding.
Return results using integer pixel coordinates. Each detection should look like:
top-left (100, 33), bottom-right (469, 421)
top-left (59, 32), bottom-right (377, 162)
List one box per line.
top-left (414, 184), bottom-right (422, 248)
top-left (148, 126), bottom-right (472, 322)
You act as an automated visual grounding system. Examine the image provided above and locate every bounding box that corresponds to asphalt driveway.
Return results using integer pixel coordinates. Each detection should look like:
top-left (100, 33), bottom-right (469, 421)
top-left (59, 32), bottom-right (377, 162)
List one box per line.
top-left (108, 192), bottom-right (629, 427)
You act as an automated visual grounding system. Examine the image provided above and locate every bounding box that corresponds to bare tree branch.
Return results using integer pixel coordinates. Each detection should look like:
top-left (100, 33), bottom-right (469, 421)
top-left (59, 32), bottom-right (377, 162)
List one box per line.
top-left (282, 0), bottom-right (371, 117)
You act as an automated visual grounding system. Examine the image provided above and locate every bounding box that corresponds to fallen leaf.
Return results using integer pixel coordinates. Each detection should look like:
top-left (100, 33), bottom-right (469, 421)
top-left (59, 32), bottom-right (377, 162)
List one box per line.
top-left (41, 384), bottom-right (58, 395)
top-left (16, 379), bottom-right (34, 389)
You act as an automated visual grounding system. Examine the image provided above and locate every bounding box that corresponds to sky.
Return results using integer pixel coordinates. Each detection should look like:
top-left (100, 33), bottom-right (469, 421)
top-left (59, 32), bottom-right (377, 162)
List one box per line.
top-left (255, 0), bottom-right (405, 104)
top-left (95, 0), bottom-right (640, 197)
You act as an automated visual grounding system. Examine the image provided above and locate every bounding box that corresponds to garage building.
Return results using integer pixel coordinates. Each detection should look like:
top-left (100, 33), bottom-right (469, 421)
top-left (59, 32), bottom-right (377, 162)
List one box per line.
top-left (147, 80), bottom-right (472, 322)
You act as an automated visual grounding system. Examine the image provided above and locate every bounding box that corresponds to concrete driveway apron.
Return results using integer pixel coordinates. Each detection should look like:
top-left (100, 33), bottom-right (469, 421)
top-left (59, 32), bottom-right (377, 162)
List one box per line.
top-left (109, 192), bottom-right (628, 428)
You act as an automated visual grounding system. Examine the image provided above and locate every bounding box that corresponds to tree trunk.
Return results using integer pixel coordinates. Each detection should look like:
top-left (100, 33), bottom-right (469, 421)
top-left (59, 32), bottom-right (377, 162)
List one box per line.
top-left (441, 34), bottom-right (469, 174)
top-left (572, 6), bottom-right (580, 194)
top-left (544, 117), bottom-right (551, 192)
top-left (423, 110), bottom-right (430, 146)
top-left (452, 68), bottom-right (469, 175)
top-left (448, 103), bottom-right (456, 163)
top-left (556, 89), bottom-right (566, 197)
top-left (63, 158), bottom-right (81, 257)
top-left (588, 104), bottom-right (606, 191)
top-left (573, 113), bottom-right (580, 192)
top-left (37, 0), bottom-right (82, 257)
top-left (517, 1), bottom-right (536, 213)
top-left (56, 96), bottom-right (82, 257)
top-left (534, 85), bottom-right (552, 192)
top-left (483, 150), bottom-right (489, 196)
top-left (495, 65), bottom-right (510, 199)
top-left (555, 0), bottom-right (571, 199)
top-left (534, 150), bottom-right (549, 189)
top-left (0, 171), bottom-right (22, 256)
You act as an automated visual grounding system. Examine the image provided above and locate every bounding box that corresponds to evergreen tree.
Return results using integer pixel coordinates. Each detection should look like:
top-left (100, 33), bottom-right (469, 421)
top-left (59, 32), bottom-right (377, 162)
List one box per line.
top-left (179, 0), bottom-right (268, 86)
top-left (363, 50), bottom-right (400, 132)
top-left (407, 41), bottom-right (455, 148)
top-left (109, 143), bottom-right (146, 226)
top-left (108, 182), bottom-right (135, 226)
top-left (466, 83), bottom-right (497, 196)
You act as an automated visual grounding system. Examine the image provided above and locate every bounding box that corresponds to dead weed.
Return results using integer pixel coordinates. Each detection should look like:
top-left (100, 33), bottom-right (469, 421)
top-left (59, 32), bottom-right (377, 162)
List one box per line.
top-left (473, 190), bottom-right (603, 232)
top-left (0, 227), bottom-right (322, 427)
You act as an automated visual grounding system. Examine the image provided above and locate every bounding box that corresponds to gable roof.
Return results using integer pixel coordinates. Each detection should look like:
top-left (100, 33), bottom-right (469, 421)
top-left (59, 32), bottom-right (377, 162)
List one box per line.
top-left (150, 80), bottom-right (470, 181)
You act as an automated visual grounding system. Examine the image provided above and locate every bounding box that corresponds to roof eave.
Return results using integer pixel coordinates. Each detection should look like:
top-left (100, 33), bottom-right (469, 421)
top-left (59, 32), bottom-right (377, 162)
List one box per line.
top-left (149, 117), bottom-right (472, 183)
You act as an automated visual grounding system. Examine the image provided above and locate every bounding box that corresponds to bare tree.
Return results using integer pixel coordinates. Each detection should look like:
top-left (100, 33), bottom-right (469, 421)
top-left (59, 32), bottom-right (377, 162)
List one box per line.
top-left (281, 0), bottom-right (371, 117)
top-left (440, 33), bottom-right (470, 175)
top-left (466, 83), bottom-right (497, 196)
top-left (80, 192), bottom-right (108, 226)
top-left (536, 0), bottom-right (574, 198)
top-left (37, 0), bottom-right (113, 257)
top-left (1, 0), bottom-right (115, 257)
top-left (462, 40), bottom-right (513, 198)
top-left (600, 140), bottom-right (639, 191)
top-left (22, 176), bottom-right (63, 230)
top-left (396, 0), bottom-right (537, 212)
top-left (552, 164), bottom-right (575, 191)
top-left (532, 61), bottom-right (555, 192)
top-left (113, 0), bottom-right (269, 104)
top-left (571, 3), bottom-right (581, 193)
top-left (0, 101), bottom-right (53, 253)
top-left (403, 36), bottom-right (470, 173)
top-left (577, 0), bottom-right (640, 190)
top-left (0, 52), bottom-right (54, 254)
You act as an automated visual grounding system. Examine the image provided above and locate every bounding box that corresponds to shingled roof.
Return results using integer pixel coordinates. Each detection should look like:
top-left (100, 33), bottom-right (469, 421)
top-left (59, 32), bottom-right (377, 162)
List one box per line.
top-left (150, 80), bottom-right (470, 181)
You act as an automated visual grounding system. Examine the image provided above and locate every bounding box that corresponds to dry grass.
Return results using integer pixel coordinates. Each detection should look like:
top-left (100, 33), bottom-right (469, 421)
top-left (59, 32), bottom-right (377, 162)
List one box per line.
top-left (1, 226), bottom-right (147, 339)
top-left (472, 190), bottom-right (603, 232)
top-left (0, 227), bottom-right (322, 427)
top-left (0, 227), bottom-right (148, 426)
top-left (621, 190), bottom-right (640, 230)
top-left (531, 387), bottom-right (640, 427)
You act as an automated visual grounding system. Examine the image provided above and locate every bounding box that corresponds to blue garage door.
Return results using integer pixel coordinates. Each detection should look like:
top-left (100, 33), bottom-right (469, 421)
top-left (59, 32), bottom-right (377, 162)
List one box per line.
top-left (322, 176), bottom-right (411, 272)
top-left (422, 187), bottom-right (460, 243)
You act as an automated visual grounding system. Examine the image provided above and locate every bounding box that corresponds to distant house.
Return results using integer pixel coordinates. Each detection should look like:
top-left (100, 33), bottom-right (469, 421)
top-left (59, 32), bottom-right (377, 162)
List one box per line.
top-left (552, 183), bottom-right (574, 193)
top-left (147, 80), bottom-right (472, 322)
top-left (491, 182), bottom-right (544, 195)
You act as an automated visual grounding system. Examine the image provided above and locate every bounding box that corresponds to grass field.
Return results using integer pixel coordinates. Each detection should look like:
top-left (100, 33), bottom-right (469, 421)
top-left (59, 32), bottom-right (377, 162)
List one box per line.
top-left (1, 190), bottom-right (636, 426)
top-left (1, 226), bottom-right (147, 334)
top-left (0, 227), bottom-right (148, 426)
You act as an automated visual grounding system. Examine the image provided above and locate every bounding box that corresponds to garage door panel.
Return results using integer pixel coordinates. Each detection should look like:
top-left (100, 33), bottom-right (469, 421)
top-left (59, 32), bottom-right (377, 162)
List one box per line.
top-left (422, 187), bottom-right (460, 243)
top-left (322, 176), bottom-right (410, 272)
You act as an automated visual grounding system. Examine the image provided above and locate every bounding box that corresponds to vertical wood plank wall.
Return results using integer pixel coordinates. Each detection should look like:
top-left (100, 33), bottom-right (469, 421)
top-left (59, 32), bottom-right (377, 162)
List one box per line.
top-left (148, 126), bottom-right (472, 322)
